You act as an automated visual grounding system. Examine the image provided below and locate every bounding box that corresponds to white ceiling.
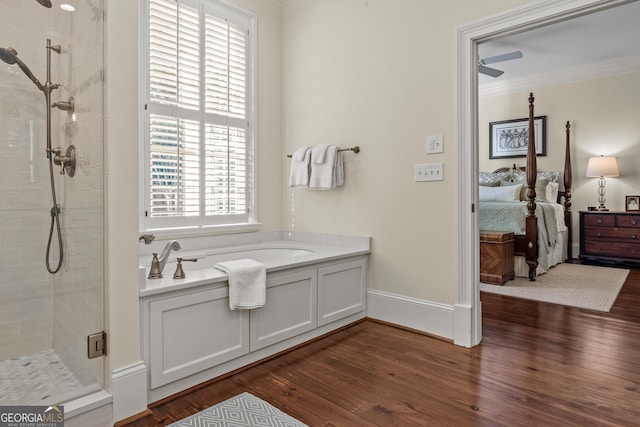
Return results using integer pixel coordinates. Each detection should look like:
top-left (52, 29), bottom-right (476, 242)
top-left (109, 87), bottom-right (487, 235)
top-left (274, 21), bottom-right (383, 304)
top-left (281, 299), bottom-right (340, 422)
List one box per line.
top-left (478, 0), bottom-right (640, 95)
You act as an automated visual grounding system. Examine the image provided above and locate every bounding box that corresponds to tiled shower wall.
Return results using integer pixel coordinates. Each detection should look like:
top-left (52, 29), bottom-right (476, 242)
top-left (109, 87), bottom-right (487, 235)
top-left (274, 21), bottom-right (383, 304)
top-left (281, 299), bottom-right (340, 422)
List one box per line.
top-left (0, 0), bottom-right (104, 389)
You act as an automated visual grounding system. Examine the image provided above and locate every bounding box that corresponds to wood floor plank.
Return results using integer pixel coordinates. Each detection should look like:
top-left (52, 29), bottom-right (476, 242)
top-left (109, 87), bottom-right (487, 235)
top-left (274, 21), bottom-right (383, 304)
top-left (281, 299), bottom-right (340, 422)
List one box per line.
top-left (118, 267), bottom-right (640, 427)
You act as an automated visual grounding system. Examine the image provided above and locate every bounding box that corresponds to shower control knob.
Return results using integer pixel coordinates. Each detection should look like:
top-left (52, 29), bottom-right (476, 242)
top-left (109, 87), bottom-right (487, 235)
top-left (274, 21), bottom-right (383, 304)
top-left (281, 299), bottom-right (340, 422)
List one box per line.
top-left (52, 145), bottom-right (76, 177)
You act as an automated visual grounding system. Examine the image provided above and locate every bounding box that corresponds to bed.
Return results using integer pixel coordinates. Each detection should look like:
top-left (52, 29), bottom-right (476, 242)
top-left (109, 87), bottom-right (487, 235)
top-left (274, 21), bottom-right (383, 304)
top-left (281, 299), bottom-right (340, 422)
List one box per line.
top-left (479, 93), bottom-right (573, 281)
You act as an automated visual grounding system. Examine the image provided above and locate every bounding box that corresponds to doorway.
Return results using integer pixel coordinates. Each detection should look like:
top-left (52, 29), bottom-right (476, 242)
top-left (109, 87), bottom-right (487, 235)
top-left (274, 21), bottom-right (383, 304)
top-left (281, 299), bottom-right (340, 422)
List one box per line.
top-left (455, 0), bottom-right (632, 348)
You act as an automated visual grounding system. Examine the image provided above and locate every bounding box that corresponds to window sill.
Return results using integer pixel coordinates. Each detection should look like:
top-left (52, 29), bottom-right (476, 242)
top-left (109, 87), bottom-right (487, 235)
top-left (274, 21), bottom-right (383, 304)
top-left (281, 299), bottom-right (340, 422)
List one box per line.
top-left (142, 223), bottom-right (261, 241)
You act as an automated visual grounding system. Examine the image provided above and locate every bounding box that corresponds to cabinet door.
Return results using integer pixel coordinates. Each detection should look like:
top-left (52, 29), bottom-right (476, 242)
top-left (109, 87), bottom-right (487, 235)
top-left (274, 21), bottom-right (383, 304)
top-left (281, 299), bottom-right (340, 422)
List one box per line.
top-left (250, 269), bottom-right (317, 351)
top-left (318, 257), bottom-right (367, 327)
top-left (149, 287), bottom-right (249, 388)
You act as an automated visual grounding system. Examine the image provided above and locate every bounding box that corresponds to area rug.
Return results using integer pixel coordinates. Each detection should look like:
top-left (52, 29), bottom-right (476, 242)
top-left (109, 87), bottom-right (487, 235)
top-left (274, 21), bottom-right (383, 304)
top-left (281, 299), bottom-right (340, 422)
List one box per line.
top-left (168, 392), bottom-right (308, 427)
top-left (480, 263), bottom-right (629, 312)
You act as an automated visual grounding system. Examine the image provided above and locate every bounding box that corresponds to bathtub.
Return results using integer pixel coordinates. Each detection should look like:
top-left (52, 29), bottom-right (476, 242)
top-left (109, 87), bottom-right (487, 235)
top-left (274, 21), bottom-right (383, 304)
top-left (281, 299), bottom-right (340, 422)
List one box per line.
top-left (139, 232), bottom-right (371, 297)
top-left (139, 232), bottom-right (371, 403)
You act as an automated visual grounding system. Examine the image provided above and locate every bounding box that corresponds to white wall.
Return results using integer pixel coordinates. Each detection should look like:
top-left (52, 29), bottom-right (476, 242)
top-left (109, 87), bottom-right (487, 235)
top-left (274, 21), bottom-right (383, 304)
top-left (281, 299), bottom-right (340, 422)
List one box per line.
top-left (479, 71), bottom-right (640, 251)
top-left (281, 0), bottom-right (529, 304)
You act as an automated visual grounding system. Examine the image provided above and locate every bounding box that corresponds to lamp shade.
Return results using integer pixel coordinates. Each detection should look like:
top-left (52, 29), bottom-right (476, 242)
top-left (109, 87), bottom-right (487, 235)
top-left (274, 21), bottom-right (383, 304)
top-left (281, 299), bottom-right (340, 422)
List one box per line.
top-left (586, 156), bottom-right (619, 178)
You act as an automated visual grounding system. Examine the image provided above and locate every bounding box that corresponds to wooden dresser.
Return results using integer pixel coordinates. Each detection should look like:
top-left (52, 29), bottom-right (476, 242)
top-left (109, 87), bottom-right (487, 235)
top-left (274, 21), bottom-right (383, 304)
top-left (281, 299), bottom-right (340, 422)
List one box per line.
top-left (480, 231), bottom-right (515, 285)
top-left (579, 211), bottom-right (640, 266)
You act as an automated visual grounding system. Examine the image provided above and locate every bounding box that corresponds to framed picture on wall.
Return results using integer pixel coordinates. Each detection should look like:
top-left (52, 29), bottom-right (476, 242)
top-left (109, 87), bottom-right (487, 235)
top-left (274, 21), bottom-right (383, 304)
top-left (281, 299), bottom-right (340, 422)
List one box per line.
top-left (489, 116), bottom-right (547, 159)
top-left (626, 195), bottom-right (640, 211)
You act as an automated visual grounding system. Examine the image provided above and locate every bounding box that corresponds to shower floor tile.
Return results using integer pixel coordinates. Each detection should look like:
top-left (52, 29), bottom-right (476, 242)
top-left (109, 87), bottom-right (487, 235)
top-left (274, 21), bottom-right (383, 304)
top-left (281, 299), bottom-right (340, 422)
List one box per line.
top-left (0, 349), bottom-right (85, 405)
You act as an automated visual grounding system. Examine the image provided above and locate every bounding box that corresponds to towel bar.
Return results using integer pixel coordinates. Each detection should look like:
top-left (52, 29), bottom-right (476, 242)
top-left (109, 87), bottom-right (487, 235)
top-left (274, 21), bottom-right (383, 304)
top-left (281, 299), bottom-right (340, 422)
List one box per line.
top-left (286, 145), bottom-right (360, 158)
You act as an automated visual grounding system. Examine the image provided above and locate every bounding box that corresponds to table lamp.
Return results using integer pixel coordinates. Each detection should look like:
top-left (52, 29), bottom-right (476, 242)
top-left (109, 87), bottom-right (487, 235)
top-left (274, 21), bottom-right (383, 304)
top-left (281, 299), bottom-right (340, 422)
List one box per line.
top-left (586, 155), bottom-right (619, 211)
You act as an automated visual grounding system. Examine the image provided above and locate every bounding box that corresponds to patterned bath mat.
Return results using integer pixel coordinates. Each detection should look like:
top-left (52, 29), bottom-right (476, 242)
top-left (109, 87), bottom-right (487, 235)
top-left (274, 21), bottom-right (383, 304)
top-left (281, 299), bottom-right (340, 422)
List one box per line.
top-left (168, 392), bottom-right (308, 427)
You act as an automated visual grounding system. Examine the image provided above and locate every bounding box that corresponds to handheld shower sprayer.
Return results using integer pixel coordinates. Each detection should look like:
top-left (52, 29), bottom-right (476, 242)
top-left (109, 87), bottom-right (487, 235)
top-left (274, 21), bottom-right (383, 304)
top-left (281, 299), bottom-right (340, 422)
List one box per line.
top-left (0, 47), bottom-right (45, 91)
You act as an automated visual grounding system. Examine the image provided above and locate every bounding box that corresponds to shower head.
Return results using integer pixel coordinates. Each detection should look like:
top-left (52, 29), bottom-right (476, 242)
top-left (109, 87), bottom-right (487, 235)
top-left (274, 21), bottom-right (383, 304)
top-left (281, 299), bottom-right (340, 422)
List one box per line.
top-left (0, 47), bottom-right (18, 65)
top-left (0, 47), bottom-right (44, 91)
top-left (36, 0), bottom-right (52, 8)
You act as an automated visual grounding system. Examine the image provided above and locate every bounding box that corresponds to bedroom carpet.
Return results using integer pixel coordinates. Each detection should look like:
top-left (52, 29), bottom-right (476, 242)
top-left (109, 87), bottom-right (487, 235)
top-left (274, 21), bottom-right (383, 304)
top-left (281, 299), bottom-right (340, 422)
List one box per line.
top-left (167, 392), bottom-right (308, 427)
top-left (480, 263), bottom-right (629, 312)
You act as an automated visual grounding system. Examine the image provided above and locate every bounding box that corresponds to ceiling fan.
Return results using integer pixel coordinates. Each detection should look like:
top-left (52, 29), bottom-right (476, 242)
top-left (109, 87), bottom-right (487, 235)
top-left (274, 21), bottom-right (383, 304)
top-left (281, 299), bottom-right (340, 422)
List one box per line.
top-left (478, 50), bottom-right (523, 78)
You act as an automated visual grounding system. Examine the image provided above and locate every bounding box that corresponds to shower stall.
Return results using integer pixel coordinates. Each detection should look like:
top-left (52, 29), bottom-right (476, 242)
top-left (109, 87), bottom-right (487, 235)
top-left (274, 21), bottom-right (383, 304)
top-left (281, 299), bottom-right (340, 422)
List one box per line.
top-left (0, 0), bottom-right (104, 406)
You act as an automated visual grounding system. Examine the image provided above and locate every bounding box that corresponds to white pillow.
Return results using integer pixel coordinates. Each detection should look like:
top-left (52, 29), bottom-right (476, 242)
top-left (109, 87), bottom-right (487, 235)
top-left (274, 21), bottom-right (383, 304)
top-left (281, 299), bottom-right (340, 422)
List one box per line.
top-left (545, 182), bottom-right (559, 203)
top-left (479, 184), bottom-right (523, 202)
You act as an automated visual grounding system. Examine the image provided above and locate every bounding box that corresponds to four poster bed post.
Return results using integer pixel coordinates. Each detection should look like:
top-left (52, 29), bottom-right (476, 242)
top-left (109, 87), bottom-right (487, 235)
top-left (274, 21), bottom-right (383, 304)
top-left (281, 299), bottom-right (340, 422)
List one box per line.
top-left (519, 93), bottom-right (573, 280)
top-left (524, 93), bottom-right (538, 279)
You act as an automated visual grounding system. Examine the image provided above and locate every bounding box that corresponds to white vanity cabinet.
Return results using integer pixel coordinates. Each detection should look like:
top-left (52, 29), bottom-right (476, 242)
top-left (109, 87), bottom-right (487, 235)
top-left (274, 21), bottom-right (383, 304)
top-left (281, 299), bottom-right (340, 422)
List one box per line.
top-left (141, 255), bottom-right (368, 402)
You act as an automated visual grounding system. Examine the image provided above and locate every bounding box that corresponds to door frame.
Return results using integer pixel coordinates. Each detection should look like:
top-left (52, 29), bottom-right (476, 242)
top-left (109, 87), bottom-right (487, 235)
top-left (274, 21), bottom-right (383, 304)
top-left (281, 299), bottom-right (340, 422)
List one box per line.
top-left (454, 0), bottom-right (631, 347)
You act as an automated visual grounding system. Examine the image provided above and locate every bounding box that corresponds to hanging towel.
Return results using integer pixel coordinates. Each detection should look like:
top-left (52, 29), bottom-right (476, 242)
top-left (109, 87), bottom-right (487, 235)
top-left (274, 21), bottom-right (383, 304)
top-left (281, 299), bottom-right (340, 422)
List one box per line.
top-left (288, 146), bottom-right (311, 187)
top-left (214, 259), bottom-right (266, 310)
top-left (334, 151), bottom-right (344, 187)
top-left (310, 144), bottom-right (339, 190)
top-left (311, 144), bottom-right (330, 165)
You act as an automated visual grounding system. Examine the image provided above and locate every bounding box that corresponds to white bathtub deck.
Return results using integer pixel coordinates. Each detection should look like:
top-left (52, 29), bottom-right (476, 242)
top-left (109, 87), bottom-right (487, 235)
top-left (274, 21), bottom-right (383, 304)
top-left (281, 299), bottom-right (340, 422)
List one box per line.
top-left (139, 232), bottom-right (371, 298)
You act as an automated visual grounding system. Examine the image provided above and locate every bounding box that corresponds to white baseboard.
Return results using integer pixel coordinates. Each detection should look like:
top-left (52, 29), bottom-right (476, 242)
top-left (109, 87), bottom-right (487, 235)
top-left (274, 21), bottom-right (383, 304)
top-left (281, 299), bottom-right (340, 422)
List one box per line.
top-left (64, 390), bottom-right (113, 427)
top-left (453, 300), bottom-right (483, 347)
top-left (367, 289), bottom-right (454, 339)
top-left (112, 361), bottom-right (148, 423)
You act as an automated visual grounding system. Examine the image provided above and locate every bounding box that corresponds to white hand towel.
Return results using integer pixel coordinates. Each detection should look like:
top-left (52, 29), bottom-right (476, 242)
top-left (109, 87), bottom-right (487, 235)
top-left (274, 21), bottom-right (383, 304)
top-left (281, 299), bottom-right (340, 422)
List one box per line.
top-left (214, 259), bottom-right (266, 310)
top-left (289, 146), bottom-right (311, 187)
top-left (311, 144), bottom-right (330, 164)
top-left (334, 151), bottom-right (344, 187)
top-left (310, 144), bottom-right (338, 190)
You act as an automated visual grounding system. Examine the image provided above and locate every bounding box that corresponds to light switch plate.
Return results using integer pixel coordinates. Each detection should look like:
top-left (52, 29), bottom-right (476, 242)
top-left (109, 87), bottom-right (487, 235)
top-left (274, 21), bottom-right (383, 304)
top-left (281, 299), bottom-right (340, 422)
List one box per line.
top-left (426, 134), bottom-right (444, 154)
top-left (415, 163), bottom-right (444, 182)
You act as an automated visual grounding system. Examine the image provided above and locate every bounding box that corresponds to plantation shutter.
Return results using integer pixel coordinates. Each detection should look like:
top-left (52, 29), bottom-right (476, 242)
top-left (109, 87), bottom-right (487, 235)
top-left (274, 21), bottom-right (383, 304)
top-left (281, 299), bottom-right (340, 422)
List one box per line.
top-left (145, 0), bottom-right (252, 229)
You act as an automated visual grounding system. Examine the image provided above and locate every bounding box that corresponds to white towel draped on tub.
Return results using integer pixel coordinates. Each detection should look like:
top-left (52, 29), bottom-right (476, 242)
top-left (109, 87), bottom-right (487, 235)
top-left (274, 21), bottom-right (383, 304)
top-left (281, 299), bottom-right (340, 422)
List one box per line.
top-left (214, 259), bottom-right (266, 310)
top-left (288, 146), bottom-right (311, 187)
top-left (310, 144), bottom-right (344, 190)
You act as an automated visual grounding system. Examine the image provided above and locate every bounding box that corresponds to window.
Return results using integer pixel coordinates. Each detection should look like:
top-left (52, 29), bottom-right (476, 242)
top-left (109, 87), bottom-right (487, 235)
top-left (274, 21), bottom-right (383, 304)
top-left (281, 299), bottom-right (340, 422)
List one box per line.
top-left (142, 0), bottom-right (256, 232)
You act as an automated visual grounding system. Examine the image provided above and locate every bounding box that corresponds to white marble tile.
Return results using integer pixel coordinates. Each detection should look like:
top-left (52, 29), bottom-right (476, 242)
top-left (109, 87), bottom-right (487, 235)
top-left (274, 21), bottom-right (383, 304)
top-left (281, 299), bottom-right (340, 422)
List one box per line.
top-left (0, 349), bottom-right (86, 405)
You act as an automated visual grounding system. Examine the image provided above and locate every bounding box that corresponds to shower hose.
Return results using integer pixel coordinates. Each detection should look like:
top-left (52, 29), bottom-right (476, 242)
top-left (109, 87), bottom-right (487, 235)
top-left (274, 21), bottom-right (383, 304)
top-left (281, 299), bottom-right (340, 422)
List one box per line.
top-left (46, 155), bottom-right (63, 274)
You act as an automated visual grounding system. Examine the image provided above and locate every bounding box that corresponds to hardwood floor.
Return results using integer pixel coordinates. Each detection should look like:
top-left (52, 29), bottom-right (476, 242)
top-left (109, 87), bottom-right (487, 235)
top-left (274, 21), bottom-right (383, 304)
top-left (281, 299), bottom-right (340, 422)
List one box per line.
top-left (119, 268), bottom-right (640, 426)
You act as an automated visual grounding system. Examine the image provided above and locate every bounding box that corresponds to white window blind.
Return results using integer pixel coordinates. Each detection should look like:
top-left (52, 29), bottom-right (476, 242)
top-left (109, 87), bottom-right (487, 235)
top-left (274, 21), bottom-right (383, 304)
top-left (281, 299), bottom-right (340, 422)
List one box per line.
top-left (143, 0), bottom-right (255, 230)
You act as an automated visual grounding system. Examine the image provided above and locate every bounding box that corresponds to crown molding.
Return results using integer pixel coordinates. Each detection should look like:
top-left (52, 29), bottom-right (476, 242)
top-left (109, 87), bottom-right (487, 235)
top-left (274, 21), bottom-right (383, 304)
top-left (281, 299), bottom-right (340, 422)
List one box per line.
top-left (479, 54), bottom-right (640, 98)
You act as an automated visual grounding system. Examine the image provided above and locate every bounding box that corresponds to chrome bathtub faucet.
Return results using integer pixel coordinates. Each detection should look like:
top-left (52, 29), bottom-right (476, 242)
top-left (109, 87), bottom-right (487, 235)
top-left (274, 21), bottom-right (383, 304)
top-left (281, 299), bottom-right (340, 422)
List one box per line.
top-left (148, 240), bottom-right (181, 279)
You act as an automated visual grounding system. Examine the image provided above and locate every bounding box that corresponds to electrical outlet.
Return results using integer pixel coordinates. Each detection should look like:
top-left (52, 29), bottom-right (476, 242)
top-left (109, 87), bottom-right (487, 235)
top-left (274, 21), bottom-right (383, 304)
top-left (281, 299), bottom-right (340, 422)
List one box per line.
top-left (426, 134), bottom-right (444, 154)
top-left (415, 162), bottom-right (444, 182)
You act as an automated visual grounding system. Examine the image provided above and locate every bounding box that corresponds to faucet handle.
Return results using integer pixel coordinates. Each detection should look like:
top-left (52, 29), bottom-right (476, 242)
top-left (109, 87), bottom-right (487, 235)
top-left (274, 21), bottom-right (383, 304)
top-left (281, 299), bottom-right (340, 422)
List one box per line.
top-left (148, 253), bottom-right (163, 279)
top-left (173, 257), bottom-right (197, 279)
top-left (139, 234), bottom-right (155, 244)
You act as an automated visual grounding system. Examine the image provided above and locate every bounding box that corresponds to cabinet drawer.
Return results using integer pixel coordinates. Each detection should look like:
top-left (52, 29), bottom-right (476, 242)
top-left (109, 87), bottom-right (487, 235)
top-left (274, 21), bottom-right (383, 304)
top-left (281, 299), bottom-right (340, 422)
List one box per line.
top-left (616, 214), bottom-right (640, 228)
top-left (583, 215), bottom-right (615, 227)
top-left (583, 227), bottom-right (640, 241)
top-left (584, 240), bottom-right (640, 260)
